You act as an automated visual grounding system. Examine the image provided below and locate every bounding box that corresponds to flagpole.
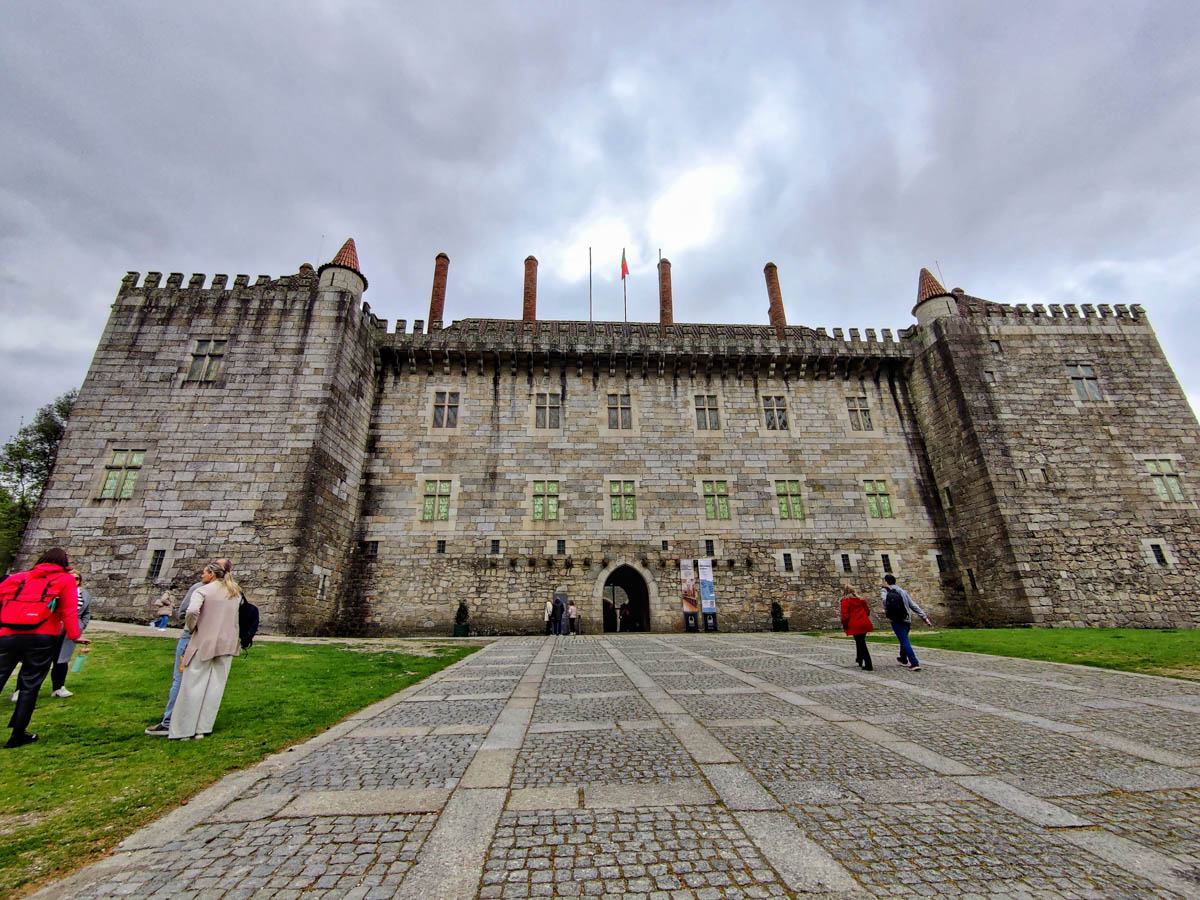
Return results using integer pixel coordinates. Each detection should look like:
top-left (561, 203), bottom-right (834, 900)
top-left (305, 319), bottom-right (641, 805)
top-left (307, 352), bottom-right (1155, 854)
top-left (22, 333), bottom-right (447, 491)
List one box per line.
top-left (588, 247), bottom-right (592, 322)
top-left (623, 250), bottom-right (628, 323)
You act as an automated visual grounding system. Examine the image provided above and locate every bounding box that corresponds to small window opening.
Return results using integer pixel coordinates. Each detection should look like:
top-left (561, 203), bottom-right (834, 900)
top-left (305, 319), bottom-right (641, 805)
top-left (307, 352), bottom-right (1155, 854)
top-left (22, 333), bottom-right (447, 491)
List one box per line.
top-left (944, 488), bottom-right (953, 510)
top-left (782, 552), bottom-right (793, 572)
top-left (881, 554), bottom-right (892, 574)
top-left (1150, 544), bottom-right (1167, 566)
top-left (436, 539), bottom-right (446, 554)
top-left (662, 540), bottom-right (669, 551)
top-left (491, 539), bottom-right (500, 554)
top-left (990, 339), bottom-right (1002, 353)
top-left (841, 553), bottom-right (852, 573)
top-left (362, 540), bottom-right (378, 558)
top-left (966, 568), bottom-right (978, 590)
top-left (556, 539), bottom-right (566, 555)
top-left (147, 549), bottom-right (166, 579)
top-left (704, 539), bottom-right (715, 557)
top-left (936, 554), bottom-right (946, 573)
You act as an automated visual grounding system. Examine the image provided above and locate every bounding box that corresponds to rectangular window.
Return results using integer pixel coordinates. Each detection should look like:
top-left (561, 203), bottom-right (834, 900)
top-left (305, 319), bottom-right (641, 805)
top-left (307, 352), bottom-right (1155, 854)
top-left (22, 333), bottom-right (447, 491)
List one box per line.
top-left (1150, 543), bottom-right (1167, 566)
top-left (782, 552), bottom-right (793, 572)
top-left (841, 553), bottom-right (852, 574)
top-left (556, 539), bottom-right (566, 555)
top-left (967, 568), bottom-right (978, 590)
top-left (535, 393), bottom-right (561, 429)
top-left (936, 554), bottom-right (946, 573)
top-left (864, 480), bottom-right (894, 518)
top-left (532, 480), bottom-right (560, 520)
top-left (881, 553), bottom-right (892, 574)
top-left (491, 539), bottom-right (500, 554)
top-left (695, 394), bottom-right (720, 430)
top-left (662, 540), bottom-right (669, 551)
top-left (186, 339), bottom-right (226, 382)
top-left (774, 480), bottom-right (804, 520)
top-left (762, 396), bottom-right (788, 430)
top-left (607, 393), bottom-right (632, 429)
top-left (436, 539), bottom-right (446, 554)
top-left (705, 539), bottom-right (715, 557)
top-left (990, 339), bottom-right (1003, 354)
top-left (98, 449), bottom-right (146, 499)
top-left (944, 487), bottom-right (953, 509)
top-left (432, 391), bottom-right (459, 428)
top-left (1146, 459), bottom-right (1185, 502)
top-left (361, 540), bottom-right (379, 558)
top-left (983, 370), bottom-right (996, 383)
top-left (846, 397), bottom-right (872, 431)
top-left (421, 480), bottom-right (452, 521)
top-left (609, 480), bottom-right (636, 520)
top-left (147, 548), bottom-right (166, 579)
top-left (702, 480), bottom-right (730, 520)
top-left (1067, 364), bottom-right (1101, 402)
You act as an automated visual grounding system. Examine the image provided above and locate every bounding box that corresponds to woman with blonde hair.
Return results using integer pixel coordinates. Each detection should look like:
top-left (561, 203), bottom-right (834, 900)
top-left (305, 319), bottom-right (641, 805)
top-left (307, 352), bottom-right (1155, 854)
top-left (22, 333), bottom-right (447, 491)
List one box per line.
top-left (839, 583), bottom-right (874, 671)
top-left (168, 560), bottom-right (241, 740)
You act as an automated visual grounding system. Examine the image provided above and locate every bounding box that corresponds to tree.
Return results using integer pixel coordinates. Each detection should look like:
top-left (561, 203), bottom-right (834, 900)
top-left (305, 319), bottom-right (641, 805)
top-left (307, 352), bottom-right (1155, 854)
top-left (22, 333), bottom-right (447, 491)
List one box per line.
top-left (0, 389), bottom-right (76, 571)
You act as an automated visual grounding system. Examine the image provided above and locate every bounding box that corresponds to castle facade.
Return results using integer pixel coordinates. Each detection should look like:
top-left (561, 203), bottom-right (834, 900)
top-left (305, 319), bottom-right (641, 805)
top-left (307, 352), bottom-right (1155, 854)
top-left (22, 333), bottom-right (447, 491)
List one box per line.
top-left (20, 241), bottom-right (1200, 633)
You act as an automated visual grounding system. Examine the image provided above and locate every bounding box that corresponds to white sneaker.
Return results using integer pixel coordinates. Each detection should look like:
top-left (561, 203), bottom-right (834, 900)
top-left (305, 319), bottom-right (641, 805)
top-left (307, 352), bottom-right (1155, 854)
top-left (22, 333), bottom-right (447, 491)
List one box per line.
top-left (52, 688), bottom-right (73, 698)
top-left (9, 690), bottom-right (17, 703)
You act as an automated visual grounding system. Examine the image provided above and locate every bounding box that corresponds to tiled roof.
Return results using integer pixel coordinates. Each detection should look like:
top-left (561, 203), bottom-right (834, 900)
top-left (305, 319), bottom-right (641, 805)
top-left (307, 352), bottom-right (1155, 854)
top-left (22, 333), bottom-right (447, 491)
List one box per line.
top-left (917, 267), bottom-right (949, 303)
top-left (329, 238), bottom-right (361, 273)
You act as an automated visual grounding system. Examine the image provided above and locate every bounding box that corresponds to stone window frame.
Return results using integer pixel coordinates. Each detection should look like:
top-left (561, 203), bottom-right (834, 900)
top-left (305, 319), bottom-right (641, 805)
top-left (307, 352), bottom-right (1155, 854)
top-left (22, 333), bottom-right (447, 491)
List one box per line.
top-left (769, 475), bottom-right (809, 528)
top-left (982, 370), bottom-right (996, 384)
top-left (532, 391), bottom-right (562, 431)
top-left (183, 337), bottom-right (227, 384)
top-left (700, 537), bottom-right (724, 559)
top-left (602, 474), bottom-right (642, 532)
top-left (846, 395), bottom-right (873, 432)
top-left (94, 443), bottom-right (154, 503)
top-left (599, 387), bottom-right (641, 437)
top-left (425, 386), bottom-right (461, 438)
top-left (926, 549), bottom-right (947, 577)
top-left (141, 538), bottom-right (177, 585)
top-left (877, 551), bottom-right (903, 577)
top-left (1018, 466), bottom-right (1050, 484)
top-left (862, 476), bottom-right (896, 520)
top-left (696, 477), bottom-right (735, 525)
top-left (773, 549), bottom-right (801, 576)
top-left (413, 473), bottom-right (459, 532)
top-left (693, 392), bottom-right (722, 433)
top-left (1139, 456), bottom-right (1188, 504)
top-left (832, 550), bottom-right (862, 575)
top-left (1141, 538), bottom-right (1176, 569)
top-left (1066, 362), bottom-right (1102, 403)
top-left (759, 393), bottom-right (790, 433)
top-left (524, 475), bottom-right (563, 528)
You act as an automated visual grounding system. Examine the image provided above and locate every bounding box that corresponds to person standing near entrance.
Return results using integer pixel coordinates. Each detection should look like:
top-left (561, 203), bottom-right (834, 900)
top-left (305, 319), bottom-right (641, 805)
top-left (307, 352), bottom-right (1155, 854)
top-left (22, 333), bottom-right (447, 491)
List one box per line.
top-left (839, 583), bottom-right (873, 671)
top-left (882, 574), bottom-right (931, 671)
top-left (567, 600), bottom-right (577, 634)
top-left (543, 597), bottom-right (553, 635)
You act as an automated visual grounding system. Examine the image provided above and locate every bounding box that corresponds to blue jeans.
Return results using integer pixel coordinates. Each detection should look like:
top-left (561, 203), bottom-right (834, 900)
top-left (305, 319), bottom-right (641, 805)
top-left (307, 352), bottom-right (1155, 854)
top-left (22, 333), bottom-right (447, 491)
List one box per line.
top-left (891, 620), bottom-right (919, 667)
top-left (161, 632), bottom-right (191, 727)
top-left (154, 615), bottom-right (169, 628)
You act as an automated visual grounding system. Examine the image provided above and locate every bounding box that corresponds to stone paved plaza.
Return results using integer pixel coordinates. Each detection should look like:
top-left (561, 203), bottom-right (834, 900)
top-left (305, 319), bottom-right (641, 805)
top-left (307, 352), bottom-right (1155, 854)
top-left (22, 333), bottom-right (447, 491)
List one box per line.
top-left (39, 635), bottom-right (1200, 898)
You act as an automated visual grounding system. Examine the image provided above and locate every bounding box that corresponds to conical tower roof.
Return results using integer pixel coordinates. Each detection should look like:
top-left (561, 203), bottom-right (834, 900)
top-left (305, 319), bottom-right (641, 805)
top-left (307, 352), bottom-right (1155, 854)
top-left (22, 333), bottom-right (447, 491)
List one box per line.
top-left (318, 238), bottom-right (368, 289)
top-left (917, 267), bottom-right (949, 304)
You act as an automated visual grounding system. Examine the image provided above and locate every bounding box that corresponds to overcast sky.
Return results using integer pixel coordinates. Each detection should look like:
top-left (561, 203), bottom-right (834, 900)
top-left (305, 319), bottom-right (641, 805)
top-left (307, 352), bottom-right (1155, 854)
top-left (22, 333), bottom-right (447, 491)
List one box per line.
top-left (2, 1), bottom-right (1198, 440)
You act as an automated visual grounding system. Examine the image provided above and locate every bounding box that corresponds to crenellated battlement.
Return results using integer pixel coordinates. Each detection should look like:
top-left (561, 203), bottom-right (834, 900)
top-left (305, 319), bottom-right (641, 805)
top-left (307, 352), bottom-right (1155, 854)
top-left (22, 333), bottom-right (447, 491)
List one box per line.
top-left (955, 295), bottom-right (1148, 325)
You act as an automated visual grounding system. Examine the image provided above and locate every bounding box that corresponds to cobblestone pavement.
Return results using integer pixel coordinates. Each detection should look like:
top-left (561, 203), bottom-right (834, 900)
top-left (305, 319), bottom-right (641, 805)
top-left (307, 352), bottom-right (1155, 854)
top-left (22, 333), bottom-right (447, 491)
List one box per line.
top-left (40, 635), bottom-right (1200, 898)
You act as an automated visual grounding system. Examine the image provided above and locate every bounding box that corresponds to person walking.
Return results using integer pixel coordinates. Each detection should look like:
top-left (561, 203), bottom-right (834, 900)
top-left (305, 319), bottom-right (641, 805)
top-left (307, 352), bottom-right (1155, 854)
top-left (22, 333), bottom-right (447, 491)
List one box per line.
top-left (839, 583), bottom-right (873, 671)
top-left (567, 600), bottom-right (577, 635)
top-left (49, 572), bottom-right (93, 698)
top-left (0, 548), bottom-right (87, 748)
top-left (146, 559), bottom-right (232, 736)
top-left (881, 574), bottom-right (931, 671)
top-left (544, 597), bottom-right (553, 635)
top-left (168, 560), bottom-right (242, 741)
top-left (151, 590), bottom-right (173, 630)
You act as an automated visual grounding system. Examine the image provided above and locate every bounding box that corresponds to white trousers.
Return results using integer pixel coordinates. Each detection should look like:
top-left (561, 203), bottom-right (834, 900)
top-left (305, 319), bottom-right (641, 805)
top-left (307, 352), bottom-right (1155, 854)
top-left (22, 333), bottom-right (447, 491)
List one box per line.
top-left (168, 655), bottom-right (232, 739)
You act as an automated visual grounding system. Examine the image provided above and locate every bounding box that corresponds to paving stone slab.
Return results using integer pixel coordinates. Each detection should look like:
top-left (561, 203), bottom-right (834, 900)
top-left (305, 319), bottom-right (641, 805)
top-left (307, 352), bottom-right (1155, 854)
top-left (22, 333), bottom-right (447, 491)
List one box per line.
top-left (279, 787), bottom-right (452, 817)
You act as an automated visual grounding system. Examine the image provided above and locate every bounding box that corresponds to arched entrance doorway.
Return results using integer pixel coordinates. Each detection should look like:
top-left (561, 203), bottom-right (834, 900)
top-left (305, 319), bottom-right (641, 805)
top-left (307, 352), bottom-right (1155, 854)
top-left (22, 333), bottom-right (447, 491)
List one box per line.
top-left (602, 565), bottom-right (650, 632)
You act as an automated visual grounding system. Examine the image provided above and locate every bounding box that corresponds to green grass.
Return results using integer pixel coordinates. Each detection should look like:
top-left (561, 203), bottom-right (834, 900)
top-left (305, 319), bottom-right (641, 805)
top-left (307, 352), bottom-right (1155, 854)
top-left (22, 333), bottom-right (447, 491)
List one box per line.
top-left (852, 626), bottom-right (1200, 680)
top-left (0, 633), bottom-right (476, 898)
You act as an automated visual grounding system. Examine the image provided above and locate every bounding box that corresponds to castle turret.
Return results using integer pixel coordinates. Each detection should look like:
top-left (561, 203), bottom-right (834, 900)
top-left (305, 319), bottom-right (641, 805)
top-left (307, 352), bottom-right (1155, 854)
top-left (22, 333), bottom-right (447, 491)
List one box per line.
top-left (318, 238), bottom-right (367, 300)
top-left (912, 267), bottom-right (956, 327)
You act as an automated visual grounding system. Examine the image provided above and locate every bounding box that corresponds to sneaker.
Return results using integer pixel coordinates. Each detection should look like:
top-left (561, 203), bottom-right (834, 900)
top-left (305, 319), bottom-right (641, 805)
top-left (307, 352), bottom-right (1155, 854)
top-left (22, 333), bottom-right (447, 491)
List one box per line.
top-left (52, 688), bottom-right (72, 698)
top-left (144, 723), bottom-right (170, 736)
top-left (9, 691), bottom-right (17, 703)
top-left (4, 732), bottom-right (37, 748)
top-left (909, 664), bottom-right (921, 671)
top-left (193, 734), bottom-right (204, 740)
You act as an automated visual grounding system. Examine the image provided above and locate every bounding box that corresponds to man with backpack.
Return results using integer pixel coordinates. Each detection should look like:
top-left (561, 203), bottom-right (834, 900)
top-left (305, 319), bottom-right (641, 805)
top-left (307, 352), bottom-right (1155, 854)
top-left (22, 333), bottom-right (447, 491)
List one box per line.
top-left (881, 574), bottom-right (932, 671)
top-left (0, 548), bottom-right (88, 748)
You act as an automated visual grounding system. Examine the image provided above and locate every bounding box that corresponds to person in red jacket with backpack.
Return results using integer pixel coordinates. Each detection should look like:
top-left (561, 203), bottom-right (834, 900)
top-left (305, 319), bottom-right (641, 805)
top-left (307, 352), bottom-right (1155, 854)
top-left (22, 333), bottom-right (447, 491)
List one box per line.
top-left (839, 583), bottom-right (874, 671)
top-left (0, 548), bottom-right (86, 748)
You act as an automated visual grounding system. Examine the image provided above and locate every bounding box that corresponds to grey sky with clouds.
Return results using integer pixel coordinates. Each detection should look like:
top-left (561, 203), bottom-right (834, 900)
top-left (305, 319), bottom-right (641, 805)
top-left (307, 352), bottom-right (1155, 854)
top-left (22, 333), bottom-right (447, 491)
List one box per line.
top-left (1, 1), bottom-right (1197, 440)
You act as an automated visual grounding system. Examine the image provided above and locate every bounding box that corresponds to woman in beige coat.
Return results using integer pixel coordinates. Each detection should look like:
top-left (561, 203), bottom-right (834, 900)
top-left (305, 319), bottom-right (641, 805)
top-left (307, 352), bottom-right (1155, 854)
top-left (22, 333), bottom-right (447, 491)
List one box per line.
top-left (168, 560), bottom-right (241, 740)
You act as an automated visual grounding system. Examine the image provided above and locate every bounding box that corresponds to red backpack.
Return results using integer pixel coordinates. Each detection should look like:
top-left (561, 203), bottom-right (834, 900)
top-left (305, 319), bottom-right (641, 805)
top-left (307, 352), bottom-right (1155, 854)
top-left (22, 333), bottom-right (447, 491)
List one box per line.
top-left (0, 571), bottom-right (62, 631)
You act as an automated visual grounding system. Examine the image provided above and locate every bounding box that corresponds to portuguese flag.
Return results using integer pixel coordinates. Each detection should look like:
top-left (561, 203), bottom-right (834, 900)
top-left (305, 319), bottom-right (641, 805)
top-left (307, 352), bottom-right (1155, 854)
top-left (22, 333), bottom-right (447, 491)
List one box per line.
top-left (621, 249), bottom-right (629, 280)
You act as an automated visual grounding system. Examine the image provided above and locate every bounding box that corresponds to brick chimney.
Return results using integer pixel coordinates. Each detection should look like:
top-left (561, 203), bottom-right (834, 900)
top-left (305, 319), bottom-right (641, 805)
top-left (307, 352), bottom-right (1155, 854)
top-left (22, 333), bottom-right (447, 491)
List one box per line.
top-left (658, 258), bottom-right (673, 327)
top-left (764, 262), bottom-right (787, 339)
top-left (428, 253), bottom-right (449, 325)
top-left (523, 256), bottom-right (538, 322)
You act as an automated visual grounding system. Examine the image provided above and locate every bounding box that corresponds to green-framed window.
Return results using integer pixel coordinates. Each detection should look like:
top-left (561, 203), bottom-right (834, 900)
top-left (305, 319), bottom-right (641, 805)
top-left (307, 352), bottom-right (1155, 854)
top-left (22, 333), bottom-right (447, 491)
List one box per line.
top-left (98, 449), bottom-right (146, 499)
top-left (864, 479), bottom-right (893, 518)
top-left (703, 480), bottom-right (730, 520)
top-left (609, 480), bottom-right (636, 520)
top-left (533, 480), bottom-right (559, 520)
top-left (1146, 459), bottom-right (1185, 502)
top-left (421, 480), bottom-right (452, 521)
top-left (775, 480), bottom-right (804, 520)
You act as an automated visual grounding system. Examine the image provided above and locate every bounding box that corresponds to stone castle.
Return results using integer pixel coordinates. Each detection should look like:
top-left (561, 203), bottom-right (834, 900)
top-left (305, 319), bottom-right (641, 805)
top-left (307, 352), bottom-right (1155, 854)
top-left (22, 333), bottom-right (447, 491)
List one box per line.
top-left (19, 240), bottom-right (1200, 633)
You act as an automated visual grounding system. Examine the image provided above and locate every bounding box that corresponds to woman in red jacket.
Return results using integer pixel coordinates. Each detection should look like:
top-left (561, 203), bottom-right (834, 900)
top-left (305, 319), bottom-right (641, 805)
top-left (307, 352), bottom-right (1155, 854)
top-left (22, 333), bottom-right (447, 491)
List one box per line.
top-left (0, 548), bottom-right (86, 748)
top-left (839, 583), bottom-right (874, 671)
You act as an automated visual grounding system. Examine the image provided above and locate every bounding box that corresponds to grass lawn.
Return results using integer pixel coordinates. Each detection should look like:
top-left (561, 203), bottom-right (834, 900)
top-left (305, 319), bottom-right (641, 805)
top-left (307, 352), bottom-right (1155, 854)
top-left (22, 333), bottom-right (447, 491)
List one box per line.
top-left (0, 632), bottom-right (477, 899)
top-left (845, 626), bottom-right (1200, 680)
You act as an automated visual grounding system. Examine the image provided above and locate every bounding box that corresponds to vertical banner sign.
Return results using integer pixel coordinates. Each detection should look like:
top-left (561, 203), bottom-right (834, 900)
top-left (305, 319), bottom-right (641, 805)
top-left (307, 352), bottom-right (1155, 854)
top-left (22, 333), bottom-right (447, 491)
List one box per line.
top-left (680, 559), bottom-right (699, 632)
top-left (698, 557), bottom-right (718, 632)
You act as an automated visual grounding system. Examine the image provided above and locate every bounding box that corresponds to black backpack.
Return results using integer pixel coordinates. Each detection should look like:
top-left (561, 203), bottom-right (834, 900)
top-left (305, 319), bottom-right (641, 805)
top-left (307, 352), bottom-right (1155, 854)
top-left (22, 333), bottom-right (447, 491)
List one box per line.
top-left (883, 587), bottom-right (907, 622)
top-left (238, 593), bottom-right (260, 650)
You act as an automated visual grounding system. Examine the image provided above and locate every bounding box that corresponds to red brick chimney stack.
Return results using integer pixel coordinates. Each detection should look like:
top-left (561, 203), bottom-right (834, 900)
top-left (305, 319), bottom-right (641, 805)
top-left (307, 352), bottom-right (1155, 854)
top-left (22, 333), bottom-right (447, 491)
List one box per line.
top-left (658, 257), bottom-right (674, 327)
top-left (764, 262), bottom-right (787, 339)
top-left (428, 253), bottom-right (449, 325)
top-left (523, 255), bottom-right (538, 322)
